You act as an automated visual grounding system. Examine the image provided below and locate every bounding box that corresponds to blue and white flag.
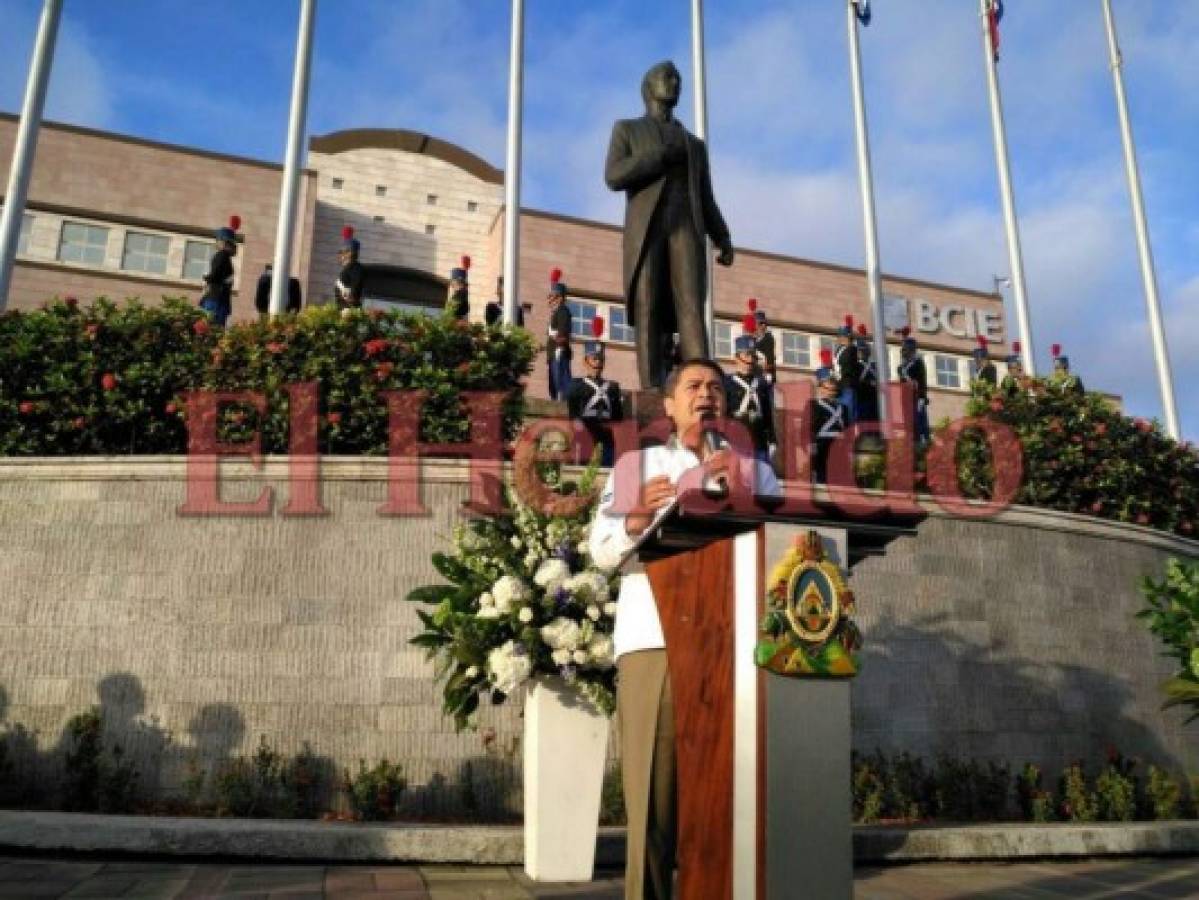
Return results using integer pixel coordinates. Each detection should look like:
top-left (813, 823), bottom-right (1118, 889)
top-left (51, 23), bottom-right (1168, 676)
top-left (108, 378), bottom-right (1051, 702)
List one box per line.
top-left (853, 0), bottom-right (871, 27)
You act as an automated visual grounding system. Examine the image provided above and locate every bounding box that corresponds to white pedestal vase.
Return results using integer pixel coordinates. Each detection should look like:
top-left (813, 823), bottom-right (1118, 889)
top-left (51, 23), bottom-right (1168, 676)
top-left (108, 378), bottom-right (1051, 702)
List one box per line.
top-left (523, 677), bottom-right (611, 881)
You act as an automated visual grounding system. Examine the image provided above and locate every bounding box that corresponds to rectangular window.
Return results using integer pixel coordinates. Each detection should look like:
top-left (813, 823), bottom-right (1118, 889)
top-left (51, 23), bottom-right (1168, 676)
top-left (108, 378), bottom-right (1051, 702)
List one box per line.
top-left (934, 354), bottom-right (962, 389)
top-left (182, 240), bottom-right (213, 280)
top-left (17, 213), bottom-right (33, 255)
top-left (375, 185), bottom-right (387, 197)
top-left (609, 305), bottom-right (634, 343)
top-left (373, 215), bottom-right (385, 223)
top-left (331, 177), bottom-right (344, 189)
top-left (426, 194), bottom-right (438, 206)
top-left (57, 222), bottom-right (109, 266)
top-left (566, 301), bottom-right (596, 338)
top-left (714, 321), bottom-right (733, 359)
top-left (781, 331), bottom-right (811, 368)
top-left (121, 231), bottom-right (170, 275)
top-left (424, 223), bottom-right (436, 236)
top-left (466, 200), bottom-right (478, 213)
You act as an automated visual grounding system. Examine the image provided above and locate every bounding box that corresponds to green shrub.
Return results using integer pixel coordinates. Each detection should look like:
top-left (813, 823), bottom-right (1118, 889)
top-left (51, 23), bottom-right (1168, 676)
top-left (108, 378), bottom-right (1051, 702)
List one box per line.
top-left (600, 762), bottom-right (627, 827)
top-left (932, 756), bottom-right (1009, 822)
top-left (852, 752), bottom-right (886, 824)
top-left (1146, 765), bottom-right (1182, 820)
top-left (343, 759), bottom-right (406, 821)
top-left (958, 380), bottom-right (1197, 537)
top-left (1015, 763), bottom-right (1055, 823)
top-left (1138, 559), bottom-right (1199, 723)
top-left (886, 752), bottom-right (934, 821)
top-left (210, 735), bottom-right (325, 818)
top-left (0, 298), bottom-right (534, 455)
top-left (1096, 765), bottom-right (1137, 822)
top-left (61, 708), bottom-right (139, 813)
top-left (1059, 763), bottom-right (1099, 823)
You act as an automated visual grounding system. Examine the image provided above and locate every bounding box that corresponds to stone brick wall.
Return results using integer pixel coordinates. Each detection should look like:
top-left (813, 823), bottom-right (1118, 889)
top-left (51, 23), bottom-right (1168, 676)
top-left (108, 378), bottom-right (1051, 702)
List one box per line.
top-left (0, 458), bottom-right (1194, 816)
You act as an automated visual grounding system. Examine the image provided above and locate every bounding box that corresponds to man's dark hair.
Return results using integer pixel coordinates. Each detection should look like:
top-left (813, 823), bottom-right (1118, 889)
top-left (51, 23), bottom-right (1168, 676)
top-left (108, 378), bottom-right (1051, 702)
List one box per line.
top-left (662, 357), bottom-right (725, 397)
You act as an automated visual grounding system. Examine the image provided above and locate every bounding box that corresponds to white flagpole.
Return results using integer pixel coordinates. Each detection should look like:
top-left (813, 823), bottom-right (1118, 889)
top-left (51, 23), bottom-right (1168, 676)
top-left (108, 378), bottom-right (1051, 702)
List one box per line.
top-left (0, 0), bottom-right (63, 310)
top-left (1101, 0), bottom-right (1179, 439)
top-left (691, 0), bottom-right (715, 350)
top-left (269, 0), bottom-right (317, 318)
top-left (501, 0), bottom-right (525, 325)
top-left (846, 0), bottom-right (889, 426)
top-left (978, 0), bottom-right (1036, 376)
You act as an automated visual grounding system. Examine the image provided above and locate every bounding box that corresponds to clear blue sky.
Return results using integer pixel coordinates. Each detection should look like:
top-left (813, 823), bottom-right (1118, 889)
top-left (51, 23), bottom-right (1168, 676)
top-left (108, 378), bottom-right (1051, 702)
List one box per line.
top-left (2, 0), bottom-right (1196, 438)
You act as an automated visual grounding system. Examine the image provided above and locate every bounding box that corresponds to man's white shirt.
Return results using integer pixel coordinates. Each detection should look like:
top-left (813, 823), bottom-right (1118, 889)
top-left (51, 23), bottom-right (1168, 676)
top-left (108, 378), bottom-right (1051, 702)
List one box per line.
top-left (587, 440), bottom-right (781, 660)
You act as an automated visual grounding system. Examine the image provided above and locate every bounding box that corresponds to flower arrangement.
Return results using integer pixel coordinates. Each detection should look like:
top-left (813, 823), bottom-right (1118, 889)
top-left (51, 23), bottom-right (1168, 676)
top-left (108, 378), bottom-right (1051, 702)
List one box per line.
top-left (406, 462), bottom-right (616, 730)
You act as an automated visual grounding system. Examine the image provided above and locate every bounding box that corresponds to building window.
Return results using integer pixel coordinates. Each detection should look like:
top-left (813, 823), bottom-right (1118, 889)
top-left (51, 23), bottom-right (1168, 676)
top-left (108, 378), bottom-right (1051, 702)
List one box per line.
top-left (373, 215), bottom-right (385, 223)
top-left (934, 354), bottom-right (962, 389)
top-left (17, 214), bottom-right (33, 255)
top-left (609, 305), bottom-right (634, 343)
top-left (424, 224), bottom-right (435, 236)
top-left (331, 177), bottom-right (344, 189)
top-left (467, 200), bottom-right (478, 213)
top-left (781, 331), bottom-right (811, 368)
top-left (566, 301), bottom-right (597, 338)
top-left (426, 194), bottom-right (438, 206)
top-left (714, 321), bottom-right (733, 359)
top-left (182, 240), bottom-right (213, 280)
top-left (121, 231), bottom-right (170, 275)
top-left (57, 222), bottom-right (109, 266)
top-left (375, 185), bottom-right (387, 197)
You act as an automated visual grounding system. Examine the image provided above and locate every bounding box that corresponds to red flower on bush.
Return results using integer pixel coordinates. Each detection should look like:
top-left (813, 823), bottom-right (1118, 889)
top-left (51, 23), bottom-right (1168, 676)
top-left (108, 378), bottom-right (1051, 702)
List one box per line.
top-left (1136, 513), bottom-right (1150, 526)
top-left (374, 362), bottom-right (394, 381)
top-left (1134, 418), bottom-right (1152, 433)
top-left (1091, 501), bottom-right (1103, 513)
top-left (363, 338), bottom-right (390, 358)
top-left (456, 362), bottom-right (472, 374)
top-left (988, 399), bottom-right (1004, 413)
top-left (1048, 418), bottom-right (1063, 434)
top-left (64, 296), bottom-right (78, 309)
top-left (18, 401), bottom-right (34, 415)
top-left (326, 411), bottom-right (342, 425)
top-left (85, 323), bottom-right (100, 339)
top-left (72, 416), bottom-right (86, 429)
top-left (266, 342), bottom-right (286, 354)
top-left (165, 402), bottom-right (178, 415)
top-left (1094, 422), bottom-right (1107, 436)
top-left (100, 373), bottom-right (118, 391)
top-left (192, 319), bottom-right (210, 336)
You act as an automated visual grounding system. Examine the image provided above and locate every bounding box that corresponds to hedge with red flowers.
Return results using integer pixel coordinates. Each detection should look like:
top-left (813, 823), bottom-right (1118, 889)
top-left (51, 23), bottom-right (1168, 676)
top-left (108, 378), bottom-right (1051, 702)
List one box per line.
top-left (953, 378), bottom-right (1198, 538)
top-left (0, 297), bottom-right (535, 455)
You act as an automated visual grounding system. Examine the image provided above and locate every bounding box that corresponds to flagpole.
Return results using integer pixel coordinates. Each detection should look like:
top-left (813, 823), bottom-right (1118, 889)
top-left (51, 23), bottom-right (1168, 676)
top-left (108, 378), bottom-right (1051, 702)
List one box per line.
top-left (846, 0), bottom-right (889, 426)
top-left (269, 0), bottom-right (317, 318)
top-left (691, 0), bottom-right (715, 350)
top-left (978, 0), bottom-right (1036, 376)
top-left (501, 0), bottom-right (525, 326)
top-left (1101, 0), bottom-right (1179, 439)
top-left (0, 0), bottom-right (63, 310)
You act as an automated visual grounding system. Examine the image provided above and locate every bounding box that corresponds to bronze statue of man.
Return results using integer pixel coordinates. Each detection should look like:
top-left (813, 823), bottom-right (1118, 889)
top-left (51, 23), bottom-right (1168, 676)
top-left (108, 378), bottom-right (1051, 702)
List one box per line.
top-left (605, 60), bottom-right (735, 389)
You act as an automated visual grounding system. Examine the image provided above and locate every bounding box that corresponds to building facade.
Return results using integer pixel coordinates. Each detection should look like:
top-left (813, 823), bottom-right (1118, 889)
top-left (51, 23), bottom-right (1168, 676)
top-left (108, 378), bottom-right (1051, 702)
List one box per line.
top-left (1, 115), bottom-right (1010, 422)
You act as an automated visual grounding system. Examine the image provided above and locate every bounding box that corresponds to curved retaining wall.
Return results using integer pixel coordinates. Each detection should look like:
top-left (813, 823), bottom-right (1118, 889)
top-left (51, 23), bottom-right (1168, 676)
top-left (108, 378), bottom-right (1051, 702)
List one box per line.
top-left (0, 458), bottom-right (1194, 816)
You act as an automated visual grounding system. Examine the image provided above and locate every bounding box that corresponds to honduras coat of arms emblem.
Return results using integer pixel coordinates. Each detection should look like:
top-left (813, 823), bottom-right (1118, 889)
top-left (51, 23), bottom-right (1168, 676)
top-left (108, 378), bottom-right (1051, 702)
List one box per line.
top-left (755, 530), bottom-right (861, 677)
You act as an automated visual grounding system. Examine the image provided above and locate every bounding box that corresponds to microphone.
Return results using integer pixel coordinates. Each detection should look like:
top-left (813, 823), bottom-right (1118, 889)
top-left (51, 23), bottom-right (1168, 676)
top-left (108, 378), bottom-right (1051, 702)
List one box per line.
top-left (699, 413), bottom-right (730, 500)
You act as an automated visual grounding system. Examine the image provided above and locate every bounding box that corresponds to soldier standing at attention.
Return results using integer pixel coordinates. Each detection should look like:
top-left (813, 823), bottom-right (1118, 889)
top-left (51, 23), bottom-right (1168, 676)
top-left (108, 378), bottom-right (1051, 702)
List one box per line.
top-left (725, 314), bottom-right (777, 463)
top-left (335, 226), bottom-right (366, 310)
top-left (1000, 342), bottom-right (1026, 398)
top-left (897, 327), bottom-right (930, 445)
top-left (446, 256), bottom-right (470, 320)
top-left (750, 301), bottom-right (776, 386)
top-left (972, 336), bottom-right (998, 388)
top-left (854, 323), bottom-right (879, 423)
top-left (546, 268), bottom-right (573, 401)
top-left (811, 349), bottom-right (847, 485)
top-left (567, 317), bottom-right (624, 466)
top-left (1050, 344), bottom-right (1085, 394)
top-left (199, 215), bottom-right (239, 327)
top-left (834, 315), bottom-right (862, 423)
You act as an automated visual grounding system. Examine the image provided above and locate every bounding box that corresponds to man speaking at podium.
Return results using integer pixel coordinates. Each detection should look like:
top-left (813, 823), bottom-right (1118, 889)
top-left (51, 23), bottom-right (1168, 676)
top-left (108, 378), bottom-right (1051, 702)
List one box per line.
top-left (589, 359), bottom-right (779, 899)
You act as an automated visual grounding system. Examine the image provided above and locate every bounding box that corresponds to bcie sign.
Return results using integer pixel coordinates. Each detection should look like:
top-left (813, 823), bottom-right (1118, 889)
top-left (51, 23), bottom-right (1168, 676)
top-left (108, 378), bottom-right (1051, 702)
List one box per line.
top-left (884, 295), bottom-right (1003, 343)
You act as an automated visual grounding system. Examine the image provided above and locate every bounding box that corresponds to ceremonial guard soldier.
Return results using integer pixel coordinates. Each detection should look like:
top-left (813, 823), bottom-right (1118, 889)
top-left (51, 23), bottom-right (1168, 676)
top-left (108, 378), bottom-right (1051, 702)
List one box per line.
top-left (811, 349), bottom-right (847, 484)
top-left (854, 323), bottom-right (879, 423)
top-left (446, 256), bottom-right (470, 319)
top-left (484, 277), bottom-right (524, 327)
top-left (725, 314), bottom-right (777, 462)
top-left (749, 300), bottom-right (777, 385)
top-left (1050, 344), bottom-right (1084, 394)
top-left (546, 268), bottom-right (573, 401)
top-left (834, 314), bottom-right (862, 422)
top-left (1000, 341), bottom-right (1026, 398)
top-left (199, 215), bottom-right (239, 327)
top-left (897, 327), bottom-right (930, 444)
top-left (566, 317), bottom-right (624, 466)
top-left (972, 336), bottom-right (998, 387)
top-left (335, 226), bottom-right (366, 309)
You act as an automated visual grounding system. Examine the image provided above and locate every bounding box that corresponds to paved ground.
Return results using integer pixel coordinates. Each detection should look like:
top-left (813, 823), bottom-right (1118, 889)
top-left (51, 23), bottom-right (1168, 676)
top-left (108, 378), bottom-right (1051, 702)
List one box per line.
top-left (0, 855), bottom-right (1196, 898)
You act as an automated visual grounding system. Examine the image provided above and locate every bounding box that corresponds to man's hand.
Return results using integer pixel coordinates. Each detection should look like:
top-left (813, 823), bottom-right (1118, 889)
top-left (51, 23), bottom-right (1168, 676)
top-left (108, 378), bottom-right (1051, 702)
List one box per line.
top-left (717, 243), bottom-right (735, 267)
top-left (625, 475), bottom-right (676, 538)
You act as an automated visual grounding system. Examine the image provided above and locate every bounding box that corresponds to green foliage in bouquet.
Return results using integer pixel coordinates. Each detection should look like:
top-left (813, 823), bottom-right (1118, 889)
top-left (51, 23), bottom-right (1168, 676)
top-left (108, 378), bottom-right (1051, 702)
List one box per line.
top-left (406, 462), bottom-right (617, 730)
top-left (342, 759), bottom-right (406, 821)
top-left (1138, 558), bottom-right (1199, 723)
top-left (0, 297), bottom-right (534, 455)
top-left (952, 379), bottom-right (1198, 537)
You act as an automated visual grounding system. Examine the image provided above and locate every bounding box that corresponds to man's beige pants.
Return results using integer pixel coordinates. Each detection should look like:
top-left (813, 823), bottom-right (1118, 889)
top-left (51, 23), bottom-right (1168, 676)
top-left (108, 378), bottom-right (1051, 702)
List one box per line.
top-left (617, 649), bottom-right (676, 900)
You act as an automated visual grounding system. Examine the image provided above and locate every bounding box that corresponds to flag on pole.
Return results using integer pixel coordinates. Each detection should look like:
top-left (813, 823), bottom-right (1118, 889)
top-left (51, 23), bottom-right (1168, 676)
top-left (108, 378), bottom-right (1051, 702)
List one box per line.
top-left (988, 0), bottom-right (1004, 61)
top-left (852, 0), bottom-right (871, 27)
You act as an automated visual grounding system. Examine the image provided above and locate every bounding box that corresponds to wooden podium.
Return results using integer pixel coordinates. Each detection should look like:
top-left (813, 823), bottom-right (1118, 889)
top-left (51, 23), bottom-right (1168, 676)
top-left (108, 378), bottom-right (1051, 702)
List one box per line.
top-left (637, 509), bottom-right (910, 900)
